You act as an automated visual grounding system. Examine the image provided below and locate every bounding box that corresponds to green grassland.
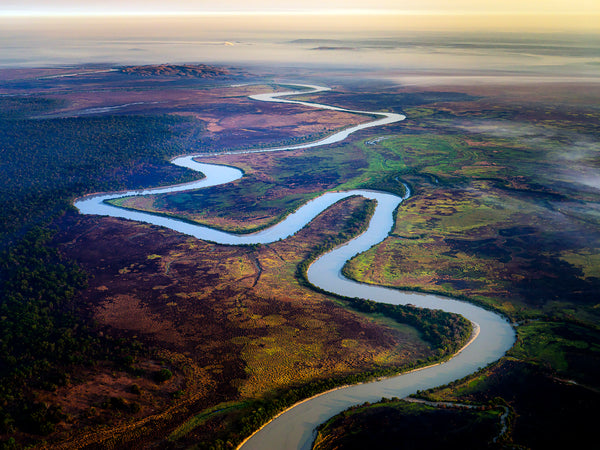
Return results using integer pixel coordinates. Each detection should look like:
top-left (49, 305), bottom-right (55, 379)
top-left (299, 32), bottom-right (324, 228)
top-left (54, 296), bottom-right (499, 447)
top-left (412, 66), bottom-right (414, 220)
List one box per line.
top-left (96, 83), bottom-right (600, 447)
top-left (2, 74), bottom-right (600, 449)
top-left (343, 131), bottom-right (600, 324)
top-left (310, 84), bottom-right (600, 449)
top-left (0, 78), bottom-right (475, 448)
top-left (108, 142), bottom-right (371, 233)
top-left (112, 110), bottom-right (600, 323)
top-left (313, 399), bottom-right (501, 450)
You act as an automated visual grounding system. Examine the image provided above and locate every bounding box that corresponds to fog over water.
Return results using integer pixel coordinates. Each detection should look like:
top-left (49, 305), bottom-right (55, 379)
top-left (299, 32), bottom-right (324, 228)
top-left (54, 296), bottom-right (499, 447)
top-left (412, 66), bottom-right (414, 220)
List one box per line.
top-left (1, 15), bottom-right (599, 77)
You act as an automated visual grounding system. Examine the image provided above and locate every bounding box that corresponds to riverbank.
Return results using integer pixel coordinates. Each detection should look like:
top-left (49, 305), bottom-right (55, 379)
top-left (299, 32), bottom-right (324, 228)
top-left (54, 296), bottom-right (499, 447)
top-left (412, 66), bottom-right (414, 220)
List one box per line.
top-left (74, 84), bottom-right (514, 450)
top-left (237, 321), bottom-right (481, 450)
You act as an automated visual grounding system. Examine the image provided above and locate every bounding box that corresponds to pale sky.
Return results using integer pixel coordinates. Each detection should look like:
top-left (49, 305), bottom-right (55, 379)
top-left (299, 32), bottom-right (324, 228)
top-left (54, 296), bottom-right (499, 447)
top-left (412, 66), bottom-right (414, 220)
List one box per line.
top-left (2, 1), bottom-right (599, 33)
top-left (2, 0), bottom-right (600, 15)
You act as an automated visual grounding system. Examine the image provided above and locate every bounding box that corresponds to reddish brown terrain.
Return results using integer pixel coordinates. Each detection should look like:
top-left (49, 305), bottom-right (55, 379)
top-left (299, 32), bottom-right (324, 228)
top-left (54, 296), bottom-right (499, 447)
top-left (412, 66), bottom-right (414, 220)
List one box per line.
top-left (45, 196), bottom-right (431, 448)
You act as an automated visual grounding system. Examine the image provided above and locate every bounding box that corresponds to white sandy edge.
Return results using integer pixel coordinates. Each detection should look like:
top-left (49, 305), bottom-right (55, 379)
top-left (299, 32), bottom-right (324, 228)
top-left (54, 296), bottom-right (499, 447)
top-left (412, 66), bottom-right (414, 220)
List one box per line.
top-left (236, 320), bottom-right (481, 449)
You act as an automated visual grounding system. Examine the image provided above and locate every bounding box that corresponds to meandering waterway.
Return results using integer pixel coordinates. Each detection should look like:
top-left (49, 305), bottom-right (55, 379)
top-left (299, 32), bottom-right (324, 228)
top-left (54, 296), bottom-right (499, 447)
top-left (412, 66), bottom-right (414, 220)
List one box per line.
top-left (74, 84), bottom-right (515, 450)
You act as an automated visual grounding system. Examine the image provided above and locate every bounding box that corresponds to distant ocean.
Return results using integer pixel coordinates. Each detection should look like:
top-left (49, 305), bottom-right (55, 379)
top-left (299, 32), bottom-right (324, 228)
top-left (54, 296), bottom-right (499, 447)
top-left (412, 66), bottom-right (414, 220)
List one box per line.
top-left (1, 15), bottom-right (599, 78)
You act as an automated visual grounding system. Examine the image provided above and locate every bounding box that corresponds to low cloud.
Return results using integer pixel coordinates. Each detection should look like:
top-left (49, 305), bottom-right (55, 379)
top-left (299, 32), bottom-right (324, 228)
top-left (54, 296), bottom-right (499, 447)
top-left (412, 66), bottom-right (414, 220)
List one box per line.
top-left (455, 120), bottom-right (555, 140)
top-left (455, 119), bottom-right (600, 191)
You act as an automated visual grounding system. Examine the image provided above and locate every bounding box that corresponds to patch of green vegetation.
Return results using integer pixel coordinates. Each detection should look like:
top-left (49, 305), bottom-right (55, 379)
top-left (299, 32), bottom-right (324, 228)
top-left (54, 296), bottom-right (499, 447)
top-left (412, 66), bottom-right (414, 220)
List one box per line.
top-left (167, 402), bottom-right (245, 442)
top-left (343, 298), bottom-right (472, 357)
top-left (509, 322), bottom-right (600, 380)
top-left (0, 96), bottom-right (65, 119)
top-left (317, 90), bottom-right (600, 449)
top-left (154, 368), bottom-right (174, 382)
top-left (294, 197), bottom-right (473, 360)
top-left (559, 249), bottom-right (600, 278)
top-left (0, 109), bottom-right (199, 245)
top-left (0, 227), bottom-right (146, 442)
top-left (313, 399), bottom-right (500, 450)
top-left (305, 90), bottom-right (481, 113)
top-left (0, 96), bottom-right (204, 446)
top-left (335, 140), bottom-right (408, 195)
top-left (109, 179), bottom-right (321, 234)
top-left (109, 144), bottom-right (369, 232)
top-left (344, 123), bottom-right (600, 323)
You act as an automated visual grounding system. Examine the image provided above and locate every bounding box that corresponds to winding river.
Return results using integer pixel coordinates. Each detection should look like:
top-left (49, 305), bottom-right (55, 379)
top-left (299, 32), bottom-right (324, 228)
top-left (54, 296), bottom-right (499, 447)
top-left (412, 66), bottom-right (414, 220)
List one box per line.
top-left (74, 84), bottom-right (515, 449)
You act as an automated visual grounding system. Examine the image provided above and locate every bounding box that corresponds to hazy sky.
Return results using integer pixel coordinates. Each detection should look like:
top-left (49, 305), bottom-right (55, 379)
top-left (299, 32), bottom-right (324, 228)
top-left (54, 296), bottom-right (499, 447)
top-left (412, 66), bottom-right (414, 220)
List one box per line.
top-left (1, 1), bottom-right (599, 34)
top-left (1, 1), bottom-right (599, 68)
top-left (2, 0), bottom-right (600, 14)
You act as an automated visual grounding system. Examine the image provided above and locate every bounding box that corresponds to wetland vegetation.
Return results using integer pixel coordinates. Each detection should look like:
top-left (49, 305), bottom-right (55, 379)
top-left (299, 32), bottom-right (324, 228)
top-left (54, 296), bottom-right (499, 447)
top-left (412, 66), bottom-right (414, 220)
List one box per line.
top-left (1, 66), bottom-right (599, 449)
top-left (306, 82), bottom-right (600, 449)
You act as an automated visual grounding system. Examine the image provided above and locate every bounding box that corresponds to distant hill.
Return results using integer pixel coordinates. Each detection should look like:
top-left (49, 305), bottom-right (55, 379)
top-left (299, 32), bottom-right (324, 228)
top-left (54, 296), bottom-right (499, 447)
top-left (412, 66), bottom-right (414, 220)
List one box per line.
top-left (119, 64), bottom-right (231, 78)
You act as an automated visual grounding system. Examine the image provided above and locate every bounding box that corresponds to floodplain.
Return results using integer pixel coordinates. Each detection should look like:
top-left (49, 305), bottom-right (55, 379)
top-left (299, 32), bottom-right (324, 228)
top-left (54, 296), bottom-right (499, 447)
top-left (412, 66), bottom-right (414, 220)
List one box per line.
top-left (1, 62), bottom-right (599, 449)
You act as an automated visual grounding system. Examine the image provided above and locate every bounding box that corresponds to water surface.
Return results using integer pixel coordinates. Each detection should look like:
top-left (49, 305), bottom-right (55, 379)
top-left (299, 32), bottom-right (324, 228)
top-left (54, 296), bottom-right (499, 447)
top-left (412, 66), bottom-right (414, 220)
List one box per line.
top-left (73, 84), bottom-right (515, 450)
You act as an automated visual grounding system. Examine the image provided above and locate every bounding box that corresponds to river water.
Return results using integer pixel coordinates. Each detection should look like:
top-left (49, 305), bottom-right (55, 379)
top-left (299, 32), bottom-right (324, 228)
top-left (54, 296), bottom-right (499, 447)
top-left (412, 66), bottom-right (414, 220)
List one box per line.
top-left (74, 84), bottom-right (515, 450)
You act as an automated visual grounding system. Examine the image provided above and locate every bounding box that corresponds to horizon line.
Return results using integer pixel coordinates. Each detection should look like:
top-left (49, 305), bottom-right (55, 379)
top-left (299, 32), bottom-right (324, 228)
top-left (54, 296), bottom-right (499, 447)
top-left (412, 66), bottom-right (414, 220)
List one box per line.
top-left (2, 10), bottom-right (599, 18)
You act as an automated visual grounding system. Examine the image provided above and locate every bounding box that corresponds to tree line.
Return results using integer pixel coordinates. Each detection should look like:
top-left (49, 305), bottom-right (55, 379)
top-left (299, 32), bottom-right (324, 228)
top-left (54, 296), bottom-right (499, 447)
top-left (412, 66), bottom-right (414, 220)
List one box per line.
top-left (0, 97), bottom-right (199, 445)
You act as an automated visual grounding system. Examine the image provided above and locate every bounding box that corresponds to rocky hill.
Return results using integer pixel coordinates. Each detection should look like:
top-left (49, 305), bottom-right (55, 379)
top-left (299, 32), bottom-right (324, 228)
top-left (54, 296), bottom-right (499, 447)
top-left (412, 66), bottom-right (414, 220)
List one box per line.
top-left (120, 64), bottom-right (231, 78)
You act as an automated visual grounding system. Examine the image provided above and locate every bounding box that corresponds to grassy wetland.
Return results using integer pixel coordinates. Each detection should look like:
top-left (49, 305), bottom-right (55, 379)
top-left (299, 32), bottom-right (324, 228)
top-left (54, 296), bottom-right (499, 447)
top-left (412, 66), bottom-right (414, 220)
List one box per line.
top-left (1, 64), bottom-right (599, 450)
top-left (307, 82), bottom-right (600, 449)
top-left (0, 67), bottom-right (467, 448)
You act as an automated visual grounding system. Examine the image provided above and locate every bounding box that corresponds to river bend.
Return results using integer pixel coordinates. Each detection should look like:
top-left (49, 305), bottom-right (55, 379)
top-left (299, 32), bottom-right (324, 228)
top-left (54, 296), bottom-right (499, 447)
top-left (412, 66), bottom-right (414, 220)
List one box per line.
top-left (74, 84), bottom-right (515, 450)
